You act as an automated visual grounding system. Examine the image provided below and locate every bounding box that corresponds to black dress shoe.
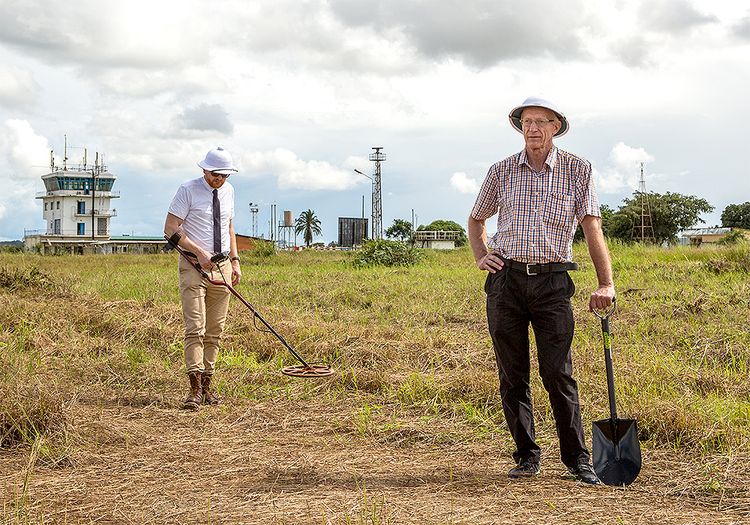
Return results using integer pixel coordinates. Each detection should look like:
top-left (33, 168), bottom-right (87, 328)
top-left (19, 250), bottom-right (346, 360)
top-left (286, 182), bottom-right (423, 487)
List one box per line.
top-left (566, 462), bottom-right (601, 485)
top-left (508, 460), bottom-right (540, 479)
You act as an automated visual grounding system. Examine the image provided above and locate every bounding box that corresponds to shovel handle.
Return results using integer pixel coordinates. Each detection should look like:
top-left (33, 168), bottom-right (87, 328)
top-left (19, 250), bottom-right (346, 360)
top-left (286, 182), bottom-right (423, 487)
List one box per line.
top-left (593, 298), bottom-right (618, 421)
top-left (602, 318), bottom-right (618, 421)
top-left (592, 297), bottom-right (616, 320)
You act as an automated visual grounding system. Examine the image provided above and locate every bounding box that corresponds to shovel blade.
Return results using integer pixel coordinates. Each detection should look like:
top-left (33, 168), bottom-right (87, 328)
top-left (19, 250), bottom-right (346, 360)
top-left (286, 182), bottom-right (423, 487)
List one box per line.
top-left (592, 418), bottom-right (641, 486)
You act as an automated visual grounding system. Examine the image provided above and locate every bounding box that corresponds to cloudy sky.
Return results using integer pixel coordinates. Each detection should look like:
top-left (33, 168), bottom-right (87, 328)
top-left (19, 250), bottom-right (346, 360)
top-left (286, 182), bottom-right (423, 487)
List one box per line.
top-left (1, 0), bottom-right (748, 243)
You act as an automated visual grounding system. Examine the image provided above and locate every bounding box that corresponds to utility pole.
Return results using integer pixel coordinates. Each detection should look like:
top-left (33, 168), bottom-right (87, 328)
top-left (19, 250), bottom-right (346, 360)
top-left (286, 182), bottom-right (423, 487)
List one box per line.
top-left (269, 204), bottom-right (276, 242)
top-left (632, 162), bottom-right (656, 243)
top-left (91, 152), bottom-right (98, 241)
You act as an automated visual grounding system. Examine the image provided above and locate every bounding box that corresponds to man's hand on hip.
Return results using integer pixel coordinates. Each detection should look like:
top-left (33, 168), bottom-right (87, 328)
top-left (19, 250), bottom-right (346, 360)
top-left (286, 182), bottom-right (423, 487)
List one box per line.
top-left (477, 251), bottom-right (505, 273)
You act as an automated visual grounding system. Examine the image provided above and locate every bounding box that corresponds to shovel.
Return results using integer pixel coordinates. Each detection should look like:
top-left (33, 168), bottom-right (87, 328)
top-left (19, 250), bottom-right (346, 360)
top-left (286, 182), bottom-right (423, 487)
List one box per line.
top-left (592, 299), bottom-right (642, 486)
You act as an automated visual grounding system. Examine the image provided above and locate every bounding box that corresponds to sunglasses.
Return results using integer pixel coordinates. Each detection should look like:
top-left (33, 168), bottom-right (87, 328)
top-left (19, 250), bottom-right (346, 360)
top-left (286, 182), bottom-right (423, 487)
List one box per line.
top-left (210, 171), bottom-right (231, 179)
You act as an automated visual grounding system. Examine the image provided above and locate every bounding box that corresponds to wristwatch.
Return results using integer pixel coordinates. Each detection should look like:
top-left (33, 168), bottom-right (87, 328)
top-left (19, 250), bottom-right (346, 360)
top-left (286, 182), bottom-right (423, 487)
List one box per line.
top-left (230, 256), bottom-right (240, 262)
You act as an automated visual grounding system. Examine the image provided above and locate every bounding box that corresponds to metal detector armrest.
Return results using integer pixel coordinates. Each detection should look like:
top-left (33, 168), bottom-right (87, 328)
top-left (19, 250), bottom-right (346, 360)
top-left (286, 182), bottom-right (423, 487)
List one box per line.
top-left (211, 252), bottom-right (230, 264)
top-left (164, 235), bottom-right (215, 281)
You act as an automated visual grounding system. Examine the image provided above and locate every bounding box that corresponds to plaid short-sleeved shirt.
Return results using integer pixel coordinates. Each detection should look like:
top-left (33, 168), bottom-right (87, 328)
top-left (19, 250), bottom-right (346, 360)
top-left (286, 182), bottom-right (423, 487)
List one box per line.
top-left (470, 146), bottom-right (600, 263)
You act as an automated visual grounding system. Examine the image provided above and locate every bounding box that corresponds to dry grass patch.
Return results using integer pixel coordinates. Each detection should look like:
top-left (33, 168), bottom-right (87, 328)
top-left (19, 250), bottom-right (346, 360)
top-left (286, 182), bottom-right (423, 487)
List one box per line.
top-left (1, 246), bottom-right (750, 523)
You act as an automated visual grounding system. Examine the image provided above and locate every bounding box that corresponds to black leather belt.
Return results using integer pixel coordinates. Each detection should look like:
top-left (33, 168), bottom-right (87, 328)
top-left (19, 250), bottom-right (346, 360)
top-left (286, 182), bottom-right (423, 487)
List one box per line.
top-left (502, 258), bottom-right (578, 276)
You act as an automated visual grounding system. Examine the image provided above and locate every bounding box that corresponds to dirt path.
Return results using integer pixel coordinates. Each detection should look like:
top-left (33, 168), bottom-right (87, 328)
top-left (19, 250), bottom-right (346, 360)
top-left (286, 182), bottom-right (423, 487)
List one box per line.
top-left (3, 397), bottom-right (748, 525)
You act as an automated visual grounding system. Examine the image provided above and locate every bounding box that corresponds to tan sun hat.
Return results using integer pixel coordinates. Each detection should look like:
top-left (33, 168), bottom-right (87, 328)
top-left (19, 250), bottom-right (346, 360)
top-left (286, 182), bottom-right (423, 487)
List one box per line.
top-left (508, 96), bottom-right (569, 137)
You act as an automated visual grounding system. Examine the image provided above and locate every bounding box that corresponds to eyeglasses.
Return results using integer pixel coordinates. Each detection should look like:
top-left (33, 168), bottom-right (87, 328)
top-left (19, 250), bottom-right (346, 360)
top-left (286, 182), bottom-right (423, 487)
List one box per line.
top-left (210, 171), bottom-right (230, 179)
top-left (519, 118), bottom-right (557, 129)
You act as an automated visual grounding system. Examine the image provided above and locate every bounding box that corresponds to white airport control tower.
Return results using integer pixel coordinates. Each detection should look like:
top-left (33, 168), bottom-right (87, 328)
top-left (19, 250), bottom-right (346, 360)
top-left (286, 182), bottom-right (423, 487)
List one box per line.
top-left (24, 138), bottom-right (120, 253)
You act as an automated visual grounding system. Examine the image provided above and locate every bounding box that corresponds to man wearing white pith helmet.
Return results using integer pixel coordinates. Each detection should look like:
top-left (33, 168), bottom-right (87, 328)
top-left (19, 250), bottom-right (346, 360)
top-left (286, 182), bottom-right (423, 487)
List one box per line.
top-left (164, 147), bottom-right (242, 410)
top-left (468, 97), bottom-right (615, 485)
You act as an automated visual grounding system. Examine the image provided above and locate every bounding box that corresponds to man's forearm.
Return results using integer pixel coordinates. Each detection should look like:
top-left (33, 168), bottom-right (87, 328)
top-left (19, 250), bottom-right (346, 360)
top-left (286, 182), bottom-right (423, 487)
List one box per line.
top-left (468, 216), bottom-right (490, 263)
top-left (582, 216), bottom-right (613, 287)
top-left (228, 221), bottom-right (239, 258)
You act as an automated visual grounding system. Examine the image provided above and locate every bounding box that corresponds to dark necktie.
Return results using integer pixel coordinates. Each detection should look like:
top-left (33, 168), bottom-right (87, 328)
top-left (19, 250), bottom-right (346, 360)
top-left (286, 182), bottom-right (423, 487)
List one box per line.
top-left (212, 188), bottom-right (221, 253)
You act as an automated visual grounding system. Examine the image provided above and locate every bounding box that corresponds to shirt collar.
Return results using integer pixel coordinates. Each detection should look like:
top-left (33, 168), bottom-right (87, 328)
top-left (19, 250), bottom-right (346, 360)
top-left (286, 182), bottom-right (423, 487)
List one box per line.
top-left (199, 176), bottom-right (213, 192)
top-left (519, 146), bottom-right (558, 172)
top-left (199, 175), bottom-right (229, 193)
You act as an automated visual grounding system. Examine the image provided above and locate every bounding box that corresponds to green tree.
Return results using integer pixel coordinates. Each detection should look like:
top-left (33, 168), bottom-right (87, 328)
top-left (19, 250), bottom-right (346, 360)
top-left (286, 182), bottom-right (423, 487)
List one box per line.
top-left (717, 229), bottom-right (747, 246)
top-left (417, 220), bottom-right (468, 246)
top-left (385, 219), bottom-right (414, 243)
top-left (721, 202), bottom-right (750, 229)
top-left (294, 209), bottom-right (322, 247)
top-left (609, 191), bottom-right (713, 245)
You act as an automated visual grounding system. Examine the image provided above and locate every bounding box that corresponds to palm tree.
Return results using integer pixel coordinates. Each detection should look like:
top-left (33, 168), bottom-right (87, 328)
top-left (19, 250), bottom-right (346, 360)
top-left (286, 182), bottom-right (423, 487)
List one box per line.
top-left (295, 209), bottom-right (322, 247)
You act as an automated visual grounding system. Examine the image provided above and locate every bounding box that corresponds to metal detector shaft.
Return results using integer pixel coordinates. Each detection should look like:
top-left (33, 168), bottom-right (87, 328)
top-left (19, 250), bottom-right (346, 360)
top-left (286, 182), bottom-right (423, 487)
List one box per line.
top-left (221, 283), bottom-right (311, 368)
top-left (165, 236), bottom-right (311, 369)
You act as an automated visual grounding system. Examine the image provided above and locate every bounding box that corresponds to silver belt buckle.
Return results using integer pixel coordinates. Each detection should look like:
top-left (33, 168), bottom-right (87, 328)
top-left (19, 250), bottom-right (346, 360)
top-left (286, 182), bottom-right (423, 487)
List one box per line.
top-left (526, 263), bottom-right (537, 276)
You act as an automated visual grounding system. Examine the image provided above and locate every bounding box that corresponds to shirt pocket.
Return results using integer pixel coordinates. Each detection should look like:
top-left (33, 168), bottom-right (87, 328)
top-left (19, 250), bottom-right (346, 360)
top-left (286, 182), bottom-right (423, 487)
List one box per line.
top-left (542, 192), bottom-right (573, 228)
top-left (201, 203), bottom-right (215, 221)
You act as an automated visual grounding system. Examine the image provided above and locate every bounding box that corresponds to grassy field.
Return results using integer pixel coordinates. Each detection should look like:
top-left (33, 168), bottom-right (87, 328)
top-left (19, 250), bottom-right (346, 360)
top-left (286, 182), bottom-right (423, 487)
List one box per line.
top-left (1, 242), bottom-right (749, 524)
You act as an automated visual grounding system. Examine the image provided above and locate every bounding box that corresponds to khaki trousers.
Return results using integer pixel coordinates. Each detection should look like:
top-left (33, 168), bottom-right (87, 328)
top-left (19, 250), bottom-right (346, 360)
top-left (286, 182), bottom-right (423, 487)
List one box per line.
top-left (178, 256), bottom-right (232, 375)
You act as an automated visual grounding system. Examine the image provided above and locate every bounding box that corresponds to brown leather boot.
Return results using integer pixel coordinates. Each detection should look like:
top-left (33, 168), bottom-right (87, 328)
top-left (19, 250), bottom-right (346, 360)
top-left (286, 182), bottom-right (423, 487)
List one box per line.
top-left (182, 371), bottom-right (202, 410)
top-left (201, 373), bottom-right (221, 405)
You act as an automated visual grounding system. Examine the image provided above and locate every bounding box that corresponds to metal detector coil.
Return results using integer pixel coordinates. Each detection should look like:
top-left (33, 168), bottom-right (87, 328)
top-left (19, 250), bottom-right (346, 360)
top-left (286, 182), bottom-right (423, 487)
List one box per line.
top-left (165, 236), bottom-right (335, 379)
top-left (281, 364), bottom-right (335, 378)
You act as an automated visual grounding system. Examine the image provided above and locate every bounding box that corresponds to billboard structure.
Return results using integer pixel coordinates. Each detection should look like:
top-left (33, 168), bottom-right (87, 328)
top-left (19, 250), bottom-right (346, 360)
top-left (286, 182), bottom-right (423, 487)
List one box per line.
top-left (338, 217), bottom-right (368, 248)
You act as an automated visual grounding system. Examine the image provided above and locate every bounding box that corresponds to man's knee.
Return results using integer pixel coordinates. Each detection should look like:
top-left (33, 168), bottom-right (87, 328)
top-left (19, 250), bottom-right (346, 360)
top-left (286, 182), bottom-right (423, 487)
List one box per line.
top-left (538, 362), bottom-right (574, 389)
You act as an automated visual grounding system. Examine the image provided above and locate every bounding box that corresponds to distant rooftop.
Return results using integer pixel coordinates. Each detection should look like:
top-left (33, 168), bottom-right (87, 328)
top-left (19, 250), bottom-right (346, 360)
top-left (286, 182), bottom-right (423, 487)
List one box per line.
top-left (680, 228), bottom-right (731, 236)
top-left (110, 235), bottom-right (165, 241)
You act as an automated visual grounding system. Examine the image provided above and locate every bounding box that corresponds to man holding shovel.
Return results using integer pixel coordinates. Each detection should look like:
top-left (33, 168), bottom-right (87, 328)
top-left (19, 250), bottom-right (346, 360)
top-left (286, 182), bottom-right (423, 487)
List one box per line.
top-left (164, 147), bottom-right (242, 410)
top-left (468, 97), bottom-right (615, 485)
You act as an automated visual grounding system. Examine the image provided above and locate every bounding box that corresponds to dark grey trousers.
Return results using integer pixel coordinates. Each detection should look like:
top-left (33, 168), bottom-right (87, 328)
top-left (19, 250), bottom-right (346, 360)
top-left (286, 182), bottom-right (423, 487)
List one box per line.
top-left (485, 267), bottom-right (589, 468)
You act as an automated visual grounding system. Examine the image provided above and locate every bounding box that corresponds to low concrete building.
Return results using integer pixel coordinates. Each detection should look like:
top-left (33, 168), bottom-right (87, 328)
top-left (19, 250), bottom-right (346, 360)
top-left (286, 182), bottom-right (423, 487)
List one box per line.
top-left (24, 232), bottom-right (165, 255)
top-left (679, 227), bottom-right (732, 246)
top-left (236, 234), bottom-right (269, 251)
top-left (414, 230), bottom-right (460, 250)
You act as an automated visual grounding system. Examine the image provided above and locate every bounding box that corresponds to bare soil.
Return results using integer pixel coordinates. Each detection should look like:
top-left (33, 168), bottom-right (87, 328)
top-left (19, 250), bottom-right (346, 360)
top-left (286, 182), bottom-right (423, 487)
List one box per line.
top-left (3, 393), bottom-right (748, 525)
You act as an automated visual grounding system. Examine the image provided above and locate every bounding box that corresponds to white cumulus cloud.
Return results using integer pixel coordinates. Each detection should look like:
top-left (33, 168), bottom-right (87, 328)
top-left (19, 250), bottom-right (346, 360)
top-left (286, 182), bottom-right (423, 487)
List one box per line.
top-left (242, 148), bottom-right (367, 191)
top-left (450, 171), bottom-right (479, 194)
top-left (0, 67), bottom-right (40, 109)
top-left (0, 119), bottom-right (50, 177)
top-left (0, 120), bottom-right (51, 238)
top-left (594, 142), bottom-right (655, 194)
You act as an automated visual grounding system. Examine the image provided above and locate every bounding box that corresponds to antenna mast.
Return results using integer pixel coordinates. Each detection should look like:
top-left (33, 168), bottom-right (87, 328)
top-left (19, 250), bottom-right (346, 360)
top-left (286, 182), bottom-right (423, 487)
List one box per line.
top-left (368, 146), bottom-right (386, 240)
top-left (632, 162), bottom-right (656, 243)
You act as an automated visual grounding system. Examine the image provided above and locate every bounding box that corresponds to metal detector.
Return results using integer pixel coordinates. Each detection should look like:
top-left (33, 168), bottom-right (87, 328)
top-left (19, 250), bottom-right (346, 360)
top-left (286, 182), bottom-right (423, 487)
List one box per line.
top-left (165, 236), bottom-right (335, 378)
top-left (591, 299), bottom-right (642, 486)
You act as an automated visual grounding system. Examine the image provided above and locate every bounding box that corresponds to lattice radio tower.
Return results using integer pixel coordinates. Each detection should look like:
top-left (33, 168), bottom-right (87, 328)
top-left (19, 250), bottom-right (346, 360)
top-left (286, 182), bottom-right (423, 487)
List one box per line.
top-left (249, 202), bottom-right (259, 237)
top-left (368, 146), bottom-right (386, 240)
top-left (632, 162), bottom-right (656, 243)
